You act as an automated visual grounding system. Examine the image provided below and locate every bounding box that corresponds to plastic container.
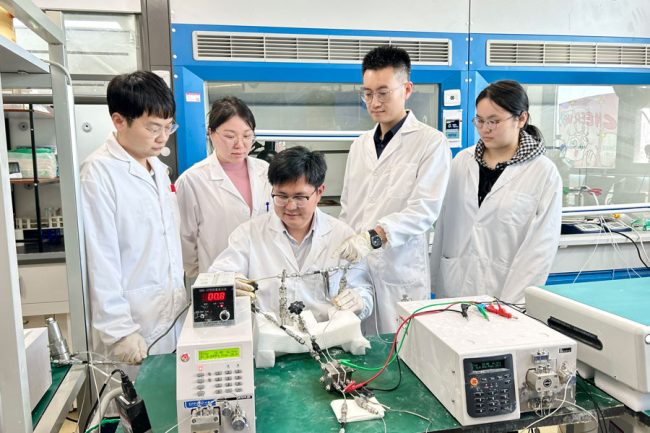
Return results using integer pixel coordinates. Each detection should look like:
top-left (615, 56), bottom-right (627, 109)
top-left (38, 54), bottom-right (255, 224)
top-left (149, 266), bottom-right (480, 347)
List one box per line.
top-left (7, 147), bottom-right (58, 178)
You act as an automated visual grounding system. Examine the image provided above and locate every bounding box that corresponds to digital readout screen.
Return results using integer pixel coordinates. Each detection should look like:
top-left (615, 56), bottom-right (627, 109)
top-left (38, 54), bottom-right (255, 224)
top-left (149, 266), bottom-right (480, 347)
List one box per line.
top-left (198, 347), bottom-right (240, 361)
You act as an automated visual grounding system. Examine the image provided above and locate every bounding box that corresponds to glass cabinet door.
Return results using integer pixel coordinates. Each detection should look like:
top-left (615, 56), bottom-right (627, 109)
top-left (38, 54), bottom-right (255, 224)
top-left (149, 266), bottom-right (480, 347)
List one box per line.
top-left (523, 84), bottom-right (650, 208)
top-left (206, 81), bottom-right (439, 205)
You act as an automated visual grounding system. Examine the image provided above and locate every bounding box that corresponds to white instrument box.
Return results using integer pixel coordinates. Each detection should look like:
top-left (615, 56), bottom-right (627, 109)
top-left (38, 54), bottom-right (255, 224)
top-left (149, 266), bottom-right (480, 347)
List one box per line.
top-left (396, 296), bottom-right (577, 426)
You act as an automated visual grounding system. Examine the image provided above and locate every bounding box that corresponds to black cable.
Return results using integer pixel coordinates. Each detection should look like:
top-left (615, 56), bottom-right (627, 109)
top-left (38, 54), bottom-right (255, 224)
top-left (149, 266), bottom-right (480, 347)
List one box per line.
top-left (368, 353), bottom-right (403, 392)
top-left (83, 369), bottom-right (125, 431)
top-left (599, 225), bottom-right (650, 270)
top-left (493, 297), bottom-right (527, 314)
top-left (147, 302), bottom-right (191, 356)
top-left (367, 309), bottom-right (463, 393)
top-left (576, 372), bottom-right (606, 433)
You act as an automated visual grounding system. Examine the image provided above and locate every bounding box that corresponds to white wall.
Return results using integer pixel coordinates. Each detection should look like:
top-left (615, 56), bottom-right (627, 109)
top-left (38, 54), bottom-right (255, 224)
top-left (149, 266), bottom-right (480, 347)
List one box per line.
top-left (34, 0), bottom-right (140, 13)
top-left (471, 0), bottom-right (650, 38)
top-left (171, 0), bottom-right (650, 38)
top-left (170, 0), bottom-right (470, 33)
top-left (73, 104), bottom-right (113, 165)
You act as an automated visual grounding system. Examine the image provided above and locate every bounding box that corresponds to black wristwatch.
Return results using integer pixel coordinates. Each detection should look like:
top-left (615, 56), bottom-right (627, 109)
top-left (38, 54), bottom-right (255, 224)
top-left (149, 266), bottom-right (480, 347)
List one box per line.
top-left (368, 229), bottom-right (382, 249)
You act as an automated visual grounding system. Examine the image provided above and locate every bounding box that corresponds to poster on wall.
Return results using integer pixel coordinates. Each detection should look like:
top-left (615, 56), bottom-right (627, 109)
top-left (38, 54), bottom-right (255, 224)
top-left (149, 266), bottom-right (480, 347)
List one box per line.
top-left (558, 92), bottom-right (619, 169)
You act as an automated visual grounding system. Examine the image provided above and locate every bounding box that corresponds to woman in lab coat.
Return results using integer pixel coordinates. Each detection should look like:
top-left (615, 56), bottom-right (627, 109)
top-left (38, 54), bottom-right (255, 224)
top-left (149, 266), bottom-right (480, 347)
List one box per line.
top-left (430, 80), bottom-right (562, 304)
top-left (176, 97), bottom-right (272, 278)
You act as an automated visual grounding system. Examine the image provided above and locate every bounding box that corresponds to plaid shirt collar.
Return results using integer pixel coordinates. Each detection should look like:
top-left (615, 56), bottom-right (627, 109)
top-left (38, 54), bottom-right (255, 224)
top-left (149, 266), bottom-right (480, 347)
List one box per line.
top-left (474, 130), bottom-right (545, 170)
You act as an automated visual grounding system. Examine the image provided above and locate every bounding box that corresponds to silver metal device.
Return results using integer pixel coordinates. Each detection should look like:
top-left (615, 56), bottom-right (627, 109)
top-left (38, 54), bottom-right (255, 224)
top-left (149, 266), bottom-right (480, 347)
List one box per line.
top-left (46, 317), bottom-right (71, 361)
top-left (396, 296), bottom-right (577, 426)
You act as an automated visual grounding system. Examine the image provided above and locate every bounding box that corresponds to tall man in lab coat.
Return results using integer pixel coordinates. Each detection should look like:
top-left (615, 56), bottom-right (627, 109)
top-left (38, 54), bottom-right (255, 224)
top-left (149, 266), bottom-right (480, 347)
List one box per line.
top-left (81, 71), bottom-right (187, 364)
top-left (209, 146), bottom-right (374, 323)
top-left (336, 45), bottom-right (451, 334)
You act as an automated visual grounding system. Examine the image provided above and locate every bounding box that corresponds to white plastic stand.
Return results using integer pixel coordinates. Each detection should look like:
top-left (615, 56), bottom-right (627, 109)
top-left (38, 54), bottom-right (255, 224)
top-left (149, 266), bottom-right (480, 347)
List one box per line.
top-left (595, 370), bottom-right (650, 412)
top-left (331, 397), bottom-right (385, 423)
top-left (253, 309), bottom-right (370, 368)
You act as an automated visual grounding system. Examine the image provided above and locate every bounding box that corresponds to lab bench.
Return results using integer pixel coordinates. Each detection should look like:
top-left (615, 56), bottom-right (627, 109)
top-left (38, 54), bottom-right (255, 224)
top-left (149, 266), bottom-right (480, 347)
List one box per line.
top-left (119, 335), bottom-right (625, 433)
top-left (32, 364), bottom-right (86, 433)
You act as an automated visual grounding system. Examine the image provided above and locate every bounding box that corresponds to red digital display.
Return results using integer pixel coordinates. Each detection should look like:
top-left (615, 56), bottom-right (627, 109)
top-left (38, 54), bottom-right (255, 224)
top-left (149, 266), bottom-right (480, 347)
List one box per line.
top-left (201, 291), bottom-right (226, 302)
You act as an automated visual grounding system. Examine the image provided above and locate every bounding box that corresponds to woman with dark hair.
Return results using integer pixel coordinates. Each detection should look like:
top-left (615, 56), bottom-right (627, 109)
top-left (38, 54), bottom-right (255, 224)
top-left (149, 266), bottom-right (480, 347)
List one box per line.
top-left (430, 80), bottom-right (562, 303)
top-left (176, 96), bottom-right (271, 278)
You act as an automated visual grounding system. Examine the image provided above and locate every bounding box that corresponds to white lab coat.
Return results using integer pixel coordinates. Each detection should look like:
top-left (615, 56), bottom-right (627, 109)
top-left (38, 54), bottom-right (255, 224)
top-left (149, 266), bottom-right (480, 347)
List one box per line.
top-left (430, 146), bottom-right (562, 304)
top-left (340, 111), bottom-right (451, 334)
top-left (176, 153), bottom-right (271, 277)
top-left (80, 133), bottom-right (187, 358)
top-left (208, 209), bottom-right (374, 323)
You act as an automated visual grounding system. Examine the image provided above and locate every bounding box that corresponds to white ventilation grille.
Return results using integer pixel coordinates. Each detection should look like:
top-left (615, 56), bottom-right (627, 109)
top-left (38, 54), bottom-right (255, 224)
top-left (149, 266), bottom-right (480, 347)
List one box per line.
top-left (487, 40), bottom-right (650, 68)
top-left (193, 31), bottom-right (451, 65)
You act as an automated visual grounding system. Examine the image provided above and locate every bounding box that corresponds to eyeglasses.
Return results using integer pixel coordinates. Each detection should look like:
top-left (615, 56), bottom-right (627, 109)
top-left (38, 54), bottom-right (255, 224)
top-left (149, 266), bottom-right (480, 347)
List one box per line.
top-left (360, 83), bottom-right (406, 104)
top-left (271, 189), bottom-right (317, 207)
top-left (214, 130), bottom-right (256, 146)
top-left (144, 122), bottom-right (179, 137)
top-left (472, 115), bottom-right (517, 130)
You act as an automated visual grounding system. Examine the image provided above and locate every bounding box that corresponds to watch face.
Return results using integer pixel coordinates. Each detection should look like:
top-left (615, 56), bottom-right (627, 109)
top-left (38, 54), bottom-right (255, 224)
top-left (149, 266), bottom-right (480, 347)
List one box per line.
top-left (370, 236), bottom-right (382, 248)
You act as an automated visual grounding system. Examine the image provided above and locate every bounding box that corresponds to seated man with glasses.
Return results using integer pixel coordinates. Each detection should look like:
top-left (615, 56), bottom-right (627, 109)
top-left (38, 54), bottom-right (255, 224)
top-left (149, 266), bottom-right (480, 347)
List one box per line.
top-left (80, 71), bottom-right (187, 365)
top-left (208, 146), bottom-right (374, 327)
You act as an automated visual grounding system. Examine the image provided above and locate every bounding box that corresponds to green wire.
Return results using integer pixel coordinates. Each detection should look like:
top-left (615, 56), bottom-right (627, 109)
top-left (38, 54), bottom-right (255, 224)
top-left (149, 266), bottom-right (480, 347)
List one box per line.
top-left (339, 301), bottom-right (481, 371)
top-left (84, 418), bottom-right (120, 433)
top-left (475, 303), bottom-right (489, 320)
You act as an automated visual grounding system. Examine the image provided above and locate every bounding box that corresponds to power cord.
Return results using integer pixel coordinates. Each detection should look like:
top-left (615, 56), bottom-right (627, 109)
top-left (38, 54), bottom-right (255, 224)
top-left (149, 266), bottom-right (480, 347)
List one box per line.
top-left (147, 302), bottom-right (191, 356)
top-left (576, 372), bottom-right (607, 433)
top-left (599, 224), bottom-right (650, 270)
top-left (83, 369), bottom-right (125, 432)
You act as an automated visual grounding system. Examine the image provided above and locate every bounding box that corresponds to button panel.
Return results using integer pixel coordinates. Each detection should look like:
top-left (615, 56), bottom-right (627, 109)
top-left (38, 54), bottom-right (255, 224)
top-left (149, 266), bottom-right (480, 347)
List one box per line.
top-left (193, 363), bottom-right (247, 397)
top-left (463, 355), bottom-right (516, 418)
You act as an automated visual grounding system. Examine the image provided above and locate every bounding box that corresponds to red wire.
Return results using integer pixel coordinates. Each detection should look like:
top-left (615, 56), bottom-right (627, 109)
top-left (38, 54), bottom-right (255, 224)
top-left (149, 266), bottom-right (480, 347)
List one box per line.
top-left (344, 303), bottom-right (459, 393)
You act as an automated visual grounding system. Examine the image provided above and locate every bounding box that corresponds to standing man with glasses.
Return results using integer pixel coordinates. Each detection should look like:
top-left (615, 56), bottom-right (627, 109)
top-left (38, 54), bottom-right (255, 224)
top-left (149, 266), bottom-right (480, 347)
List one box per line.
top-left (335, 45), bottom-right (451, 334)
top-left (209, 146), bottom-right (374, 324)
top-left (81, 71), bottom-right (187, 364)
top-left (430, 80), bottom-right (562, 304)
top-left (176, 97), bottom-right (271, 281)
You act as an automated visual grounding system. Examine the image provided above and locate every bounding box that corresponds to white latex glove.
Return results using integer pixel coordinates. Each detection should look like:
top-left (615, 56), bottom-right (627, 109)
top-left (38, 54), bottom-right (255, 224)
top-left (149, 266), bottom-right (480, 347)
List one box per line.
top-left (235, 273), bottom-right (256, 300)
top-left (333, 232), bottom-right (371, 263)
top-left (333, 289), bottom-right (364, 315)
top-left (112, 332), bottom-right (147, 364)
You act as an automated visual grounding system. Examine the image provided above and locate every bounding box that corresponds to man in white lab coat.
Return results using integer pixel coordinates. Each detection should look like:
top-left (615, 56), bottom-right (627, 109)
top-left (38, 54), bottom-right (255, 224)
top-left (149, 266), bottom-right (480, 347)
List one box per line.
top-left (336, 45), bottom-right (451, 334)
top-left (81, 71), bottom-right (187, 364)
top-left (209, 146), bottom-right (374, 323)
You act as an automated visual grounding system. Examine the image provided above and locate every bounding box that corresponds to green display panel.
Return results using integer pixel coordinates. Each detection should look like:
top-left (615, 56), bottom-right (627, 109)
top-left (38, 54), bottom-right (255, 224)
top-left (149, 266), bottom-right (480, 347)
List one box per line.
top-left (198, 347), bottom-right (240, 361)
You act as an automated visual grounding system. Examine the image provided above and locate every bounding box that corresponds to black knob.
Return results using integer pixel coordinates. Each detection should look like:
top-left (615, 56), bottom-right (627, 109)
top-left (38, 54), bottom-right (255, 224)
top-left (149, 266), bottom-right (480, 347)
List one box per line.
top-left (288, 301), bottom-right (305, 315)
top-left (219, 310), bottom-right (231, 321)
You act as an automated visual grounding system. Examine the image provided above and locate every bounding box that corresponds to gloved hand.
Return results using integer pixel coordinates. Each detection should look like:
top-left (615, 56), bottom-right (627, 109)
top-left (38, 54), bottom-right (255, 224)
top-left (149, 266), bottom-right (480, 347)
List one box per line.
top-left (333, 232), bottom-right (372, 263)
top-left (235, 273), bottom-right (257, 300)
top-left (112, 332), bottom-right (147, 364)
top-left (332, 289), bottom-right (364, 315)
